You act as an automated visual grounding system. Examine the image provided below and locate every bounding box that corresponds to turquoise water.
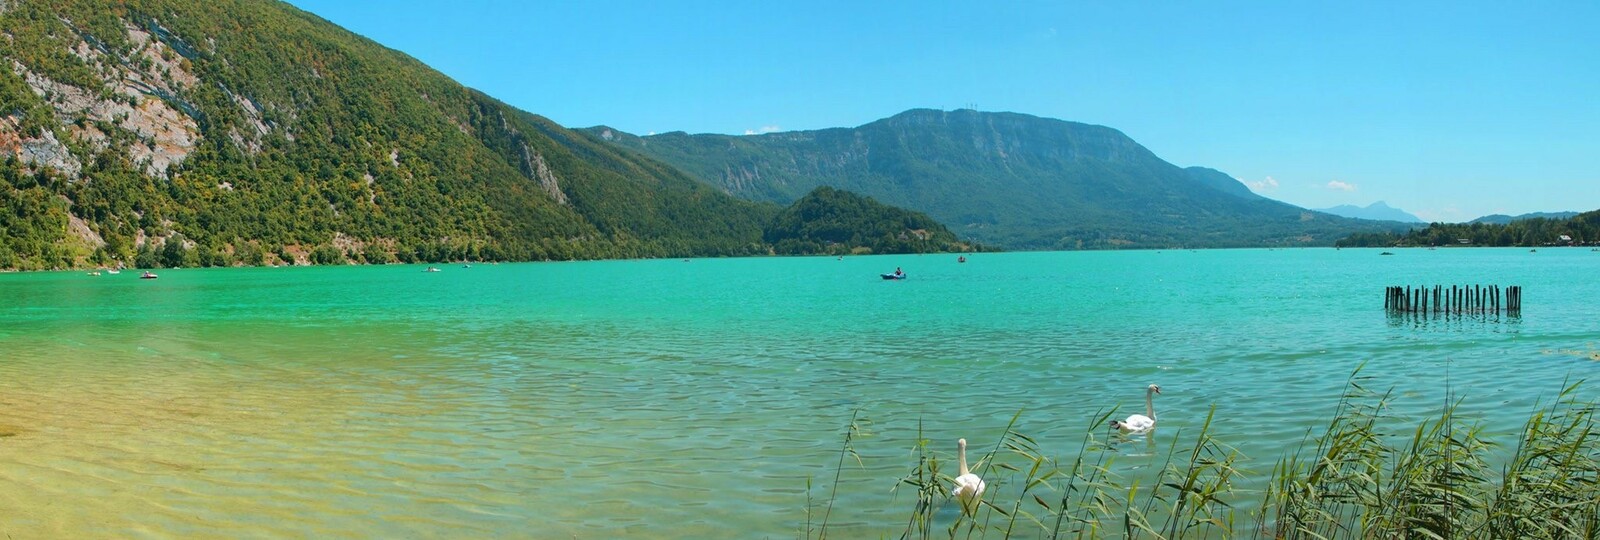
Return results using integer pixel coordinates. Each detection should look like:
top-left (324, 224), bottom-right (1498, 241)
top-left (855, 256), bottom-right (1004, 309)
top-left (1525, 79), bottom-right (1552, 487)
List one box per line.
top-left (0, 249), bottom-right (1596, 537)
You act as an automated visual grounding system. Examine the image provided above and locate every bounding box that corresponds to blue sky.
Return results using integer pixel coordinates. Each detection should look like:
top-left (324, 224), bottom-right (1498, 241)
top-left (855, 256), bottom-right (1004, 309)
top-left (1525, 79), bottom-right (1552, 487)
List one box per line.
top-left (285, 1), bottom-right (1598, 222)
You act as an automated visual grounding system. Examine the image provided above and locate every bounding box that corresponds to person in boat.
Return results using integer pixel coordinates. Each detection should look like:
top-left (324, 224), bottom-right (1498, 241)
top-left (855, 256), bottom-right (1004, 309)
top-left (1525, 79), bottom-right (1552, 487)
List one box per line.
top-left (894, 267), bottom-right (904, 278)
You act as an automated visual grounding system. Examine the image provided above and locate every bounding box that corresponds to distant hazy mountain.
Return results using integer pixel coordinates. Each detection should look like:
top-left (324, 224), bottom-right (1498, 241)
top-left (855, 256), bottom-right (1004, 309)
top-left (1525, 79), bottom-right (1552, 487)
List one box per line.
top-left (1469, 211), bottom-right (1581, 225)
top-left (586, 109), bottom-right (1406, 249)
top-left (1316, 202), bottom-right (1424, 223)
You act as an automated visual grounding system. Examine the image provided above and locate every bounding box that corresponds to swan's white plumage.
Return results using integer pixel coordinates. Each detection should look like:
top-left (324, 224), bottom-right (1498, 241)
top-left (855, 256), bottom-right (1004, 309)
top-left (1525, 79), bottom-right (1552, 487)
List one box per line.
top-left (1110, 384), bottom-right (1161, 434)
top-left (1114, 413), bottom-right (1155, 432)
top-left (952, 438), bottom-right (985, 514)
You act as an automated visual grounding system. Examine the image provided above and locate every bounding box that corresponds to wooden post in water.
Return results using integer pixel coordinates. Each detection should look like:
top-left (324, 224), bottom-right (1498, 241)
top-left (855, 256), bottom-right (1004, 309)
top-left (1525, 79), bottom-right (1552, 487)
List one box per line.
top-left (1384, 284), bottom-right (1521, 315)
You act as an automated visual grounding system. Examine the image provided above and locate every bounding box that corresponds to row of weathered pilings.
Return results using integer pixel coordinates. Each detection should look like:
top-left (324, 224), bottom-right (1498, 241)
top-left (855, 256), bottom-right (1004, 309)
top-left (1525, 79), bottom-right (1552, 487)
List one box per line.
top-left (1385, 285), bottom-right (1520, 315)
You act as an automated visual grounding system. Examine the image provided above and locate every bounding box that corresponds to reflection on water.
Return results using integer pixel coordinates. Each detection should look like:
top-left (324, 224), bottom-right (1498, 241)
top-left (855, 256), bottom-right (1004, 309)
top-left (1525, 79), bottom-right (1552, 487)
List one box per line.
top-left (1386, 310), bottom-right (1522, 332)
top-left (1, 249), bottom-right (1597, 537)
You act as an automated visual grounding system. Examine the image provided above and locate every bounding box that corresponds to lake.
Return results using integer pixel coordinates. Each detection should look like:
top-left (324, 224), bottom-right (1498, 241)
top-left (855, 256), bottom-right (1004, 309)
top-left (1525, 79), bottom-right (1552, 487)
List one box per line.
top-left (1, 248), bottom-right (1596, 538)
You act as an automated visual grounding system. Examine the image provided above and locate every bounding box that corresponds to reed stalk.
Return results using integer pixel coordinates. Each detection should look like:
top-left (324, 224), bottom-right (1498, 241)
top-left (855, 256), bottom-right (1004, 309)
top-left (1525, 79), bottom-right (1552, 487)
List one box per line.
top-left (805, 371), bottom-right (1600, 540)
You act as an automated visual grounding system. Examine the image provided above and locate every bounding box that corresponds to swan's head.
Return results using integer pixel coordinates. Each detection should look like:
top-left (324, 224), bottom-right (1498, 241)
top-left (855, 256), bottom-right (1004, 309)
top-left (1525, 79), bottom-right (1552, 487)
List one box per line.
top-left (1108, 420), bottom-right (1123, 430)
top-left (958, 438), bottom-right (967, 451)
top-left (1148, 384), bottom-right (1162, 395)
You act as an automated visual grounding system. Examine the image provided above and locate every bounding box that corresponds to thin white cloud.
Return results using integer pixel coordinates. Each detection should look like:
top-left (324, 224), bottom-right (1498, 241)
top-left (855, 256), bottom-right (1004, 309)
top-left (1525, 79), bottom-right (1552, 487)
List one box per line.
top-left (1247, 176), bottom-right (1279, 192)
top-left (744, 125), bottom-right (781, 135)
top-left (1326, 180), bottom-right (1357, 192)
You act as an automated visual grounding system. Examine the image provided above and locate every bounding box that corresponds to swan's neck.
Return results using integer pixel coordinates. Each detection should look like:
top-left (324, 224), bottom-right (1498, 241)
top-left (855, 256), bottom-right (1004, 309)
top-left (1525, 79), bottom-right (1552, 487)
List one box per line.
top-left (1145, 390), bottom-right (1156, 421)
top-left (958, 443), bottom-right (970, 476)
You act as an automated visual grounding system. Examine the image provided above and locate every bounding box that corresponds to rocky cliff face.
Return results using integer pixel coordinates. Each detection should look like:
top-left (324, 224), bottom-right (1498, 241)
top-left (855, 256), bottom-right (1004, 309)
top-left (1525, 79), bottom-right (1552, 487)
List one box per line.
top-left (4, 20), bottom-right (208, 178)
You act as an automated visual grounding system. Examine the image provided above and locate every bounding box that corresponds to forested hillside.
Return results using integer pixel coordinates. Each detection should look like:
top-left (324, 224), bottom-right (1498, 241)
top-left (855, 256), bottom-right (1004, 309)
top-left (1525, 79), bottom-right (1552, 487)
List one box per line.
top-left (1337, 209), bottom-right (1600, 247)
top-left (1, 0), bottom-right (783, 269)
top-left (587, 109), bottom-right (1410, 250)
top-left (764, 187), bottom-right (975, 255)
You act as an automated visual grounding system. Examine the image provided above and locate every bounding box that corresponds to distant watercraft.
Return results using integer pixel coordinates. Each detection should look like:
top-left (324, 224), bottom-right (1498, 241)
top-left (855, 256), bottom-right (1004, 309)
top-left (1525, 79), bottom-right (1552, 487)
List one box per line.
top-left (87, 271), bottom-right (100, 276)
top-left (1380, 252), bottom-right (1394, 256)
top-left (424, 267), bottom-right (441, 272)
top-left (139, 271), bottom-right (158, 279)
top-left (958, 256), bottom-right (966, 263)
top-left (106, 269), bottom-right (120, 274)
top-left (881, 273), bottom-right (906, 280)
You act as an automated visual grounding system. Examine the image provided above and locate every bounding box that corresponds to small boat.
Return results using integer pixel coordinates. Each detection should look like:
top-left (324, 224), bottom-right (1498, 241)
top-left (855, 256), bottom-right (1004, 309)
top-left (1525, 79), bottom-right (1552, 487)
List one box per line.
top-left (424, 266), bottom-right (441, 272)
top-left (106, 269), bottom-right (120, 275)
top-left (1380, 252), bottom-right (1394, 256)
top-left (462, 264), bottom-right (472, 268)
top-left (881, 273), bottom-right (906, 280)
top-left (87, 271), bottom-right (101, 276)
top-left (957, 256), bottom-right (966, 263)
top-left (139, 271), bottom-right (158, 279)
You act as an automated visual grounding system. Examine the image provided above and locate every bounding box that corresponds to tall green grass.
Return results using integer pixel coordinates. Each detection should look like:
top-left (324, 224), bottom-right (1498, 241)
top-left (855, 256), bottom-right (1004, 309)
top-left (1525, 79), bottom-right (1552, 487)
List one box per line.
top-left (807, 373), bottom-right (1600, 539)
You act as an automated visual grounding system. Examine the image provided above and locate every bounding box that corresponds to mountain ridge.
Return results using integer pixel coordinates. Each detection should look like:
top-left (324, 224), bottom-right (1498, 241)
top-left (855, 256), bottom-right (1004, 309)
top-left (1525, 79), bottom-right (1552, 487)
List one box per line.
top-left (585, 109), bottom-right (1409, 249)
top-left (1315, 201), bottom-right (1424, 223)
top-left (1469, 211), bottom-right (1580, 225)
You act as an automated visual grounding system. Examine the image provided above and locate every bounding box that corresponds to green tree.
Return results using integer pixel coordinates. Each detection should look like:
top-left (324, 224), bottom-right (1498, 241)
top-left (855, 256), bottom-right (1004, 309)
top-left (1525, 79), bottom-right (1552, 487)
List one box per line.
top-left (160, 235), bottom-right (196, 268)
top-left (310, 245), bottom-right (346, 265)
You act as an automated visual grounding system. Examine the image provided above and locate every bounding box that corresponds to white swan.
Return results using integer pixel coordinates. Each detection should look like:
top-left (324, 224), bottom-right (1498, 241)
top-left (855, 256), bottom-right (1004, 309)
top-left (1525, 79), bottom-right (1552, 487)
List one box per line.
top-left (1109, 384), bottom-right (1161, 433)
top-left (952, 438), bottom-right (986, 515)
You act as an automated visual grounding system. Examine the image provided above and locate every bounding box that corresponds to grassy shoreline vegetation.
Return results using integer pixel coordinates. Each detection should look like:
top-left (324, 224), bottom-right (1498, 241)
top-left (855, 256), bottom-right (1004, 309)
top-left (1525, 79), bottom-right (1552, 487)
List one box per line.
top-left (805, 371), bottom-right (1600, 539)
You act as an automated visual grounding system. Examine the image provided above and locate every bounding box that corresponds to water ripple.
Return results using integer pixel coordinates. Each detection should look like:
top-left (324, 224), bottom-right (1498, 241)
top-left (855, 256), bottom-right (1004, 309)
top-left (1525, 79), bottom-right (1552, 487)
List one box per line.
top-left (1, 250), bottom-right (1597, 537)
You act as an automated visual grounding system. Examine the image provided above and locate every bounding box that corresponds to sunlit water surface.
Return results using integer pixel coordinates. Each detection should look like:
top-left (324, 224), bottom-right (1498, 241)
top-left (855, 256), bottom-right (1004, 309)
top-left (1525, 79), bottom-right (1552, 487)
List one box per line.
top-left (1, 249), bottom-right (1596, 538)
